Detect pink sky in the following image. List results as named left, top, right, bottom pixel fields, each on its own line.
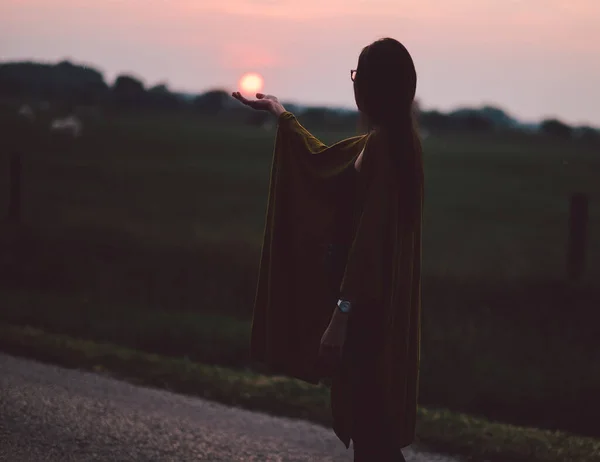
left=2, top=0, right=599, bottom=125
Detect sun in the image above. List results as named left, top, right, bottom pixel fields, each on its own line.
left=239, top=72, right=264, bottom=95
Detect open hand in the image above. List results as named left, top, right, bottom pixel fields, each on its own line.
left=231, top=92, right=286, bottom=117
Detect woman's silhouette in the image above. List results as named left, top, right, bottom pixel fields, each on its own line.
left=233, top=37, right=423, bottom=462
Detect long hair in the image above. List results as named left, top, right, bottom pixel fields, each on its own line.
left=354, top=38, right=423, bottom=224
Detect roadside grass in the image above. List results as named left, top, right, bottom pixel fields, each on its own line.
left=1, top=323, right=598, bottom=462
left=1, top=285, right=599, bottom=440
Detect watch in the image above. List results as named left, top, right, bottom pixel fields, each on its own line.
left=337, top=299, right=352, bottom=314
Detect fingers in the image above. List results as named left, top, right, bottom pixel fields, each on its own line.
left=231, top=91, right=248, bottom=103
left=232, top=92, right=258, bottom=110
left=232, top=91, right=261, bottom=108
left=232, top=91, right=271, bottom=112
left=257, top=93, right=278, bottom=102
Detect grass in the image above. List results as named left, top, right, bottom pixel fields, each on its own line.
left=0, top=110, right=599, bottom=440
left=2, top=112, right=600, bottom=285
left=1, top=323, right=599, bottom=462
left=1, top=284, right=599, bottom=439
left=0, top=113, right=598, bottom=313
left=0, top=287, right=252, bottom=368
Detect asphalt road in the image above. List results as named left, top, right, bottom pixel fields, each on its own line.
left=0, top=353, right=462, bottom=462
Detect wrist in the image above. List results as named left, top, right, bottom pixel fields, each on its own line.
left=271, top=104, right=287, bottom=118
left=331, top=308, right=349, bottom=323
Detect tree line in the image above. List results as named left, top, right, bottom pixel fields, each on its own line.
left=1, top=59, right=598, bottom=141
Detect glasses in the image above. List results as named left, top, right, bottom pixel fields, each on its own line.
left=350, top=69, right=357, bottom=81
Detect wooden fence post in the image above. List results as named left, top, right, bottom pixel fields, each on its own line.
left=567, top=193, right=589, bottom=282
left=8, top=152, right=22, bottom=222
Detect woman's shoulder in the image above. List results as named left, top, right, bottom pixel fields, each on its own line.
left=361, top=130, right=388, bottom=163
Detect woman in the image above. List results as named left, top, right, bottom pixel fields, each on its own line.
left=233, top=37, right=423, bottom=462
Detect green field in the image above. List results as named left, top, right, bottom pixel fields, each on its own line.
left=1, top=110, right=599, bottom=440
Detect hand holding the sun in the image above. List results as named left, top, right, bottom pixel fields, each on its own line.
left=232, top=92, right=287, bottom=118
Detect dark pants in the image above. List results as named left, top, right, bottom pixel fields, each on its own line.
left=345, top=302, right=406, bottom=462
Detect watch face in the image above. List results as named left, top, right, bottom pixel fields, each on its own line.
left=339, top=301, right=351, bottom=313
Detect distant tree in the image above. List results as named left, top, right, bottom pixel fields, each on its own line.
left=0, top=60, right=108, bottom=104
left=301, top=107, right=330, bottom=127
left=147, top=82, right=182, bottom=110
left=193, top=89, right=230, bottom=115
left=281, top=102, right=302, bottom=114
left=420, top=110, right=453, bottom=131
left=112, top=74, right=146, bottom=107
left=78, top=80, right=109, bottom=106
left=462, top=113, right=494, bottom=132
left=575, top=126, right=599, bottom=144
left=540, top=118, right=573, bottom=139
left=149, top=83, right=169, bottom=94
left=478, top=106, right=518, bottom=129
left=448, top=108, right=495, bottom=132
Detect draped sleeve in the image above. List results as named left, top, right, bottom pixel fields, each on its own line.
left=250, top=112, right=367, bottom=383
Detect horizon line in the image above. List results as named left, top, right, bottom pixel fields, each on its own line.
left=2, top=57, right=597, bottom=129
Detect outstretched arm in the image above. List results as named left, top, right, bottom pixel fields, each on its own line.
left=232, top=92, right=330, bottom=153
